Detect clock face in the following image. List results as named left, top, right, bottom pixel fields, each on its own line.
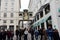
left=23, top=13, right=29, bottom=20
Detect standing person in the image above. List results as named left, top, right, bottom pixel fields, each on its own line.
left=38, top=28, right=41, bottom=40
left=42, top=28, right=47, bottom=40
left=27, top=28, right=31, bottom=40
left=7, top=29, right=11, bottom=40
left=1, top=29, right=3, bottom=40
left=19, top=29, right=21, bottom=40
left=30, top=28, right=34, bottom=40
left=40, top=28, right=44, bottom=40
left=11, top=31, right=14, bottom=40
left=15, top=29, right=19, bottom=40
left=53, top=29, right=59, bottom=40
left=0, top=30, right=2, bottom=40
left=2, top=29, right=7, bottom=40
left=34, top=28, right=39, bottom=40
left=24, top=28, right=28, bottom=40
left=46, top=26, right=53, bottom=40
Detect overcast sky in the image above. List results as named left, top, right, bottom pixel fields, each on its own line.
left=20, top=0, right=29, bottom=11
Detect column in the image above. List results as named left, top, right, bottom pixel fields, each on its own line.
left=14, top=25, right=16, bottom=31
left=44, top=22, right=47, bottom=30
left=40, top=25, right=41, bottom=28
left=7, top=25, right=9, bottom=29
left=43, top=9, right=47, bottom=29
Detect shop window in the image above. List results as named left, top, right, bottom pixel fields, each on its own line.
left=45, top=4, right=50, bottom=14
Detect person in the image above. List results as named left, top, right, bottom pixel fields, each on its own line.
left=40, top=28, right=44, bottom=40
left=19, top=29, right=21, bottom=40
left=11, top=31, right=14, bottom=40
left=15, top=29, right=19, bottom=40
left=53, top=29, right=59, bottom=40
left=27, top=29, right=31, bottom=40
left=7, top=29, right=11, bottom=40
left=2, top=29, right=7, bottom=40
left=0, top=30, right=3, bottom=40
left=34, top=28, right=39, bottom=40
left=38, top=28, right=42, bottom=40
left=30, top=28, right=34, bottom=40
left=24, top=28, right=28, bottom=40
left=42, top=28, right=47, bottom=40
left=46, top=26, right=53, bottom=40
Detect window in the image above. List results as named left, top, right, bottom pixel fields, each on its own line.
left=4, top=13, right=7, bottom=17
left=5, top=3, right=8, bottom=6
left=29, top=14, right=32, bottom=16
left=19, top=14, right=22, bottom=16
left=3, top=20, right=6, bottom=23
left=41, top=23, right=44, bottom=29
left=45, top=4, right=50, bottom=14
left=0, top=0, right=1, bottom=6
left=37, top=14, right=39, bottom=20
left=5, top=8, right=7, bottom=11
left=11, top=3, right=14, bottom=5
left=40, top=11, right=43, bottom=18
left=11, top=13, right=13, bottom=17
left=10, top=20, right=14, bottom=23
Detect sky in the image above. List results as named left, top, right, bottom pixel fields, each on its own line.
left=20, top=0, right=30, bottom=11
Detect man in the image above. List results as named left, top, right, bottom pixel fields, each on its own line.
left=24, top=28, right=28, bottom=40
left=7, top=29, right=11, bottom=40
left=2, top=29, right=7, bottom=40
left=19, top=29, right=21, bottom=40
left=34, top=28, right=39, bottom=40
left=11, top=31, right=14, bottom=40
left=0, top=30, right=2, bottom=40
left=46, top=26, right=53, bottom=40
left=31, top=29, right=34, bottom=40
left=15, top=29, right=19, bottom=40
left=53, top=29, right=59, bottom=40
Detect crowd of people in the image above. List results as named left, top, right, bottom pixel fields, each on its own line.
left=0, top=29, right=14, bottom=40
left=15, top=26, right=60, bottom=40
left=0, top=26, right=60, bottom=40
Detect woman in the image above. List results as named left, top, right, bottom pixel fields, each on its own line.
left=53, top=29, right=59, bottom=40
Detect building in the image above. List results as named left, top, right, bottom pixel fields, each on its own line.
left=0, top=0, right=21, bottom=31
left=28, top=0, right=60, bottom=35
left=28, top=0, right=41, bottom=16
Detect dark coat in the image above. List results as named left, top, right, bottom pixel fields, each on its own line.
left=15, top=30, right=19, bottom=36
left=0, top=32, right=2, bottom=39
left=53, top=29, right=59, bottom=40
left=2, top=31, right=7, bottom=39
